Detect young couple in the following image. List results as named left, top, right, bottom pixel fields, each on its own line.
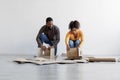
left=36, top=17, right=84, bottom=56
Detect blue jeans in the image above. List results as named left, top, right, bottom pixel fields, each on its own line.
left=40, top=34, right=57, bottom=56
left=69, top=40, right=80, bottom=48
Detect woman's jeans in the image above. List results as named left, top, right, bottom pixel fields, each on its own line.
left=69, top=40, right=80, bottom=48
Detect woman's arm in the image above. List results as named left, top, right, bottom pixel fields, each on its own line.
left=79, top=30, right=84, bottom=48
left=65, top=32, right=70, bottom=46
left=65, top=32, right=70, bottom=50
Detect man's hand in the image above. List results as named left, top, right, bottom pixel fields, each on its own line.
left=41, top=46, right=46, bottom=51
left=48, top=46, right=54, bottom=50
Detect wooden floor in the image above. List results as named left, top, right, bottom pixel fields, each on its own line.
left=1, top=54, right=120, bottom=80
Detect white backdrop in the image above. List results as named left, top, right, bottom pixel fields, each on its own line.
left=0, top=0, right=120, bottom=56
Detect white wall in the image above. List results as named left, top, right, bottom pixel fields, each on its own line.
left=0, top=0, right=120, bottom=56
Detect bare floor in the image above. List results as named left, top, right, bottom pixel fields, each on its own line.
left=1, top=54, right=120, bottom=80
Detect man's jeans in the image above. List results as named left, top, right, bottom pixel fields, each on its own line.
left=40, top=34, right=57, bottom=56
left=69, top=40, right=80, bottom=48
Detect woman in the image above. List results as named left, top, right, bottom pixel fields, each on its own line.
left=65, top=20, right=84, bottom=51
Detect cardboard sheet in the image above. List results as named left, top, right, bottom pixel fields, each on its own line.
left=14, top=57, right=88, bottom=65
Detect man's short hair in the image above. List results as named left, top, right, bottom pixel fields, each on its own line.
left=46, top=17, right=53, bottom=23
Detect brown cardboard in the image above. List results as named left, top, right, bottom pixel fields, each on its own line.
left=40, top=48, right=50, bottom=56
left=88, top=57, right=116, bottom=62
left=39, top=47, right=55, bottom=59
left=67, top=48, right=80, bottom=60
left=14, top=57, right=87, bottom=65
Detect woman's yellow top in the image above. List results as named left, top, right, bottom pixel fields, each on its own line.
left=65, top=29, right=84, bottom=48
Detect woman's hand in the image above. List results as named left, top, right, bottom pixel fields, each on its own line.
left=66, top=45, right=70, bottom=51
left=77, top=46, right=80, bottom=49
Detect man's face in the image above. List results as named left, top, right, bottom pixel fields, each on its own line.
left=46, top=21, right=53, bottom=28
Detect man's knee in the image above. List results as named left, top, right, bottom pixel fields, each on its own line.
left=40, top=34, right=46, bottom=39
left=40, top=34, right=50, bottom=43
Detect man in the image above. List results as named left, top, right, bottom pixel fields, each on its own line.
left=36, top=17, right=60, bottom=56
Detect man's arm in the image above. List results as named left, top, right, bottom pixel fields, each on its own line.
left=53, top=27, right=60, bottom=46
left=36, top=26, right=44, bottom=47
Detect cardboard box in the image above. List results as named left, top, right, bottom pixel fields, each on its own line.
left=67, top=48, right=81, bottom=60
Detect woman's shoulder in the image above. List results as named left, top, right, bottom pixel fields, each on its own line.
left=77, top=29, right=83, bottom=34
left=78, top=29, right=83, bottom=32
left=68, top=30, right=72, bottom=34
left=66, top=31, right=71, bottom=35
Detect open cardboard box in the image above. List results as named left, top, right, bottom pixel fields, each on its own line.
left=66, top=48, right=82, bottom=60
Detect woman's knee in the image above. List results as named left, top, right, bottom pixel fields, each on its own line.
left=69, top=40, right=74, bottom=48
left=75, top=40, right=80, bottom=47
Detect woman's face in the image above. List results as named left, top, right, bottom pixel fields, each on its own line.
left=71, top=28, right=77, bottom=34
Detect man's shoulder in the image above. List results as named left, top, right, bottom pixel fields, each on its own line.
left=40, top=25, right=47, bottom=30
left=53, top=25, right=59, bottom=30
left=41, top=25, right=47, bottom=28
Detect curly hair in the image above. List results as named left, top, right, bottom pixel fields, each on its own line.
left=69, top=20, right=80, bottom=30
